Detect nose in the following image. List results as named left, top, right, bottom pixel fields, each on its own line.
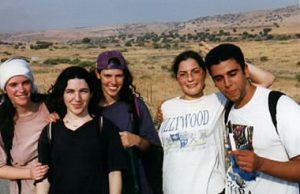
left=111, top=76, right=117, bottom=84
left=74, top=92, right=82, bottom=101
left=17, top=84, right=25, bottom=92
left=224, top=76, right=232, bottom=88
left=187, top=72, right=193, bottom=81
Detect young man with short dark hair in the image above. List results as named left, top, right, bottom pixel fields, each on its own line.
left=205, top=43, right=300, bottom=194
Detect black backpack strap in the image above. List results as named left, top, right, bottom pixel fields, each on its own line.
left=98, top=116, right=103, bottom=134
left=131, top=95, right=141, bottom=135
left=224, top=101, right=234, bottom=125
left=133, top=96, right=140, bottom=118
left=268, top=91, right=284, bottom=134
left=46, top=122, right=53, bottom=144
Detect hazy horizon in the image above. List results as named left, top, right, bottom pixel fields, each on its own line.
left=0, top=0, right=298, bottom=33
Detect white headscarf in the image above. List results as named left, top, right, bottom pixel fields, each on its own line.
left=0, top=58, right=37, bottom=91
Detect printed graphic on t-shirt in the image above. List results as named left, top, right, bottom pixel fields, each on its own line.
left=225, top=122, right=256, bottom=194
left=228, top=123, right=253, bottom=150
left=160, top=109, right=210, bottom=153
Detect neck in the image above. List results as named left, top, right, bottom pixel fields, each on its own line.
left=234, top=84, right=256, bottom=109
left=16, top=101, right=39, bottom=117
left=181, top=92, right=204, bottom=100
left=63, top=111, right=92, bottom=130
left=101, top=95, right=118, bottom=107
left=64, top=110, right=91, bottom=120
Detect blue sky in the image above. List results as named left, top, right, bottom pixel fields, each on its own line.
left=0, top=0, right=298, bottom=33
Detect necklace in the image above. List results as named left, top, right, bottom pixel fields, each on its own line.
left=63, top=114, right=92, bottom=129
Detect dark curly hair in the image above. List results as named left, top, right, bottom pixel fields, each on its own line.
left=47, top=66, right=101, bottom=118
left=90, top=64, right=140, bottom=116
left=0, top=92, right=47, bottom=164
left=172, top=50, right=206, bottom=77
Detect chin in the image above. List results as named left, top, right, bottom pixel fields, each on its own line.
left=225, top=95, right=239, bottom=103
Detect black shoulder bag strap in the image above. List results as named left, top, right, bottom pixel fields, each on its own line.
left=98, top=116, right=103, bottom=134
left=47, top=116, right=103, bottom=142
left=268, top=90, right=284, bottom=134
left=224, top=100, right=234, bottom=125
left=224, top=91, right=284, bottom=131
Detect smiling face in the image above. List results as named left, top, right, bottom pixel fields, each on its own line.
left=210, top=59, right=254, bottom=108
left=5, top=75, right=33, bottom=108
left=176, top=58, right=206, bottom=100
left=63, top=78, right=91, bottom=117
left=97, top=69, right=124, bottom=104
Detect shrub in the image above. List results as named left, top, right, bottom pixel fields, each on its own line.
left=78, top=60, right=94, bottom=68
left=30, top=41, right=53, bottom=50
left=125, top=41, right=132, bottom=47
left=82, top=37, right=91, bottom=44
left=161, top=65, right=170, bottom=71
left=3, top=51, right=11, bottom=55
left=44, top=57, right=75, bottom=65
left=296, top=74, right=300, bottom=82
left=260, top=56, right=268, bottom=62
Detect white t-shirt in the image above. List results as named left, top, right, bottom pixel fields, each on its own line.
left=159, top=92, right=227, bottom=194
left=225, top=86, right=300, bottom=194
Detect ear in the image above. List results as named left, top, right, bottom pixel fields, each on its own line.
left=244, top=63, right=250, bottom=79
left=95, top=69, right=101, bottom=80
left=203, top=70, right=207, bottom=79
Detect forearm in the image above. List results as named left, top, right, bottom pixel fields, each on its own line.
left=0, top=165, right=31, bottom=180
left=36, top=178, right=50, bottom=194
left=109, top=171, right=122, bottom=194
left=258, top=155, right=300, bottom=182
left=247, top=63, right=275, bottom=88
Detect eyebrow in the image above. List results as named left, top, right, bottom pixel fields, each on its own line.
left=178, top=67, right=201, bottom=73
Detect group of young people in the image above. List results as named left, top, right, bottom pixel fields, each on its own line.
left=0, top=42, right=299, bottom=194
left=0, top=51, right=160, bottom=194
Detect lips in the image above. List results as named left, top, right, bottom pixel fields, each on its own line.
left=72, top=104, right=83, bottom=109
left=185, top=83, right=198, bottom=88
left=108, top=85, right=119, bottom=90
left=15, top=94, right=30, bottom=101
left=225, top=89, right=238, bottom=98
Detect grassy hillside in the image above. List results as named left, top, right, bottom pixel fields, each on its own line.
left=0, top=5, right=299, bottom=116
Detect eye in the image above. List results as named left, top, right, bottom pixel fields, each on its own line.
left=7, top=83, right=18, bottom=88
left=65, top=89, right=74, bottom=94
left=213, top=76, right=223, bottom=82
left=192, top=69, right=202, bottom=75
left=177, top=72, right=187, bottom=79
left=22, top=80, right=31, bottom=86
left=228, top=71, right=237, bottom=77
left=116, top=74, right=124, bottom=79
left=80, top=89, right=90, bottom=94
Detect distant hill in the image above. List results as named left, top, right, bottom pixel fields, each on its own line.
left=1, top=4, right=299, bottom=43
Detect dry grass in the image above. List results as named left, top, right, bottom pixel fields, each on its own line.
left=1, top=39, right=299, bottom=116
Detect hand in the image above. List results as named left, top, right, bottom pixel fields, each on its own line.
left=119, top=131, right=140, bottom=148
left=199, top=41, right=214, bottom=56
left=155, top=103, right=163, bottom=124
left=30, top=163, right=49, bottom=180
left=229, top=150, right=263, bottom=173
left=47, top=112, right=60, bottom=122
